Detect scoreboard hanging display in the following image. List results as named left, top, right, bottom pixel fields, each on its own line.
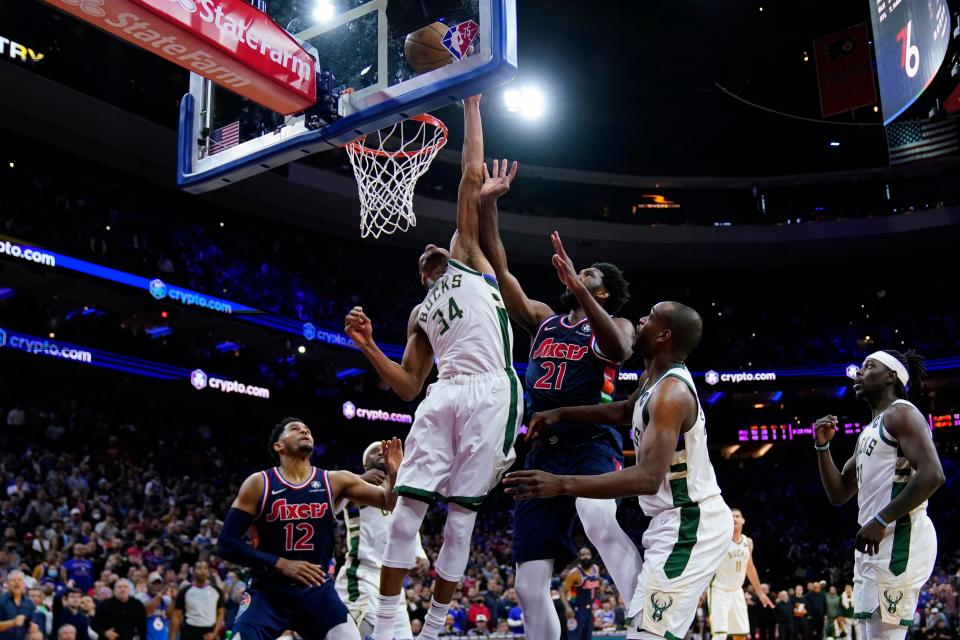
left=869, top=0, right=951, bottom=125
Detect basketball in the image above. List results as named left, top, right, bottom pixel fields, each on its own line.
left=404, top=22, right=454, bottom=73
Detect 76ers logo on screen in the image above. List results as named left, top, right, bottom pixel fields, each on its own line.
left=442, top=20, right=479, bottom=60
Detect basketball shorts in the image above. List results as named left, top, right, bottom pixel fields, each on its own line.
left=232, top=580, right=350, bottom=640
left=707, top=586, right=749, bottom=636
left=626, top=495, right=733, bottom=640
left=513, top=432, right=624, bottom=565
left=334, top=566, right=413, bottom=639
left=395, top=368, right=521, bottom=509
left=853, top=511, right=936, bottom=628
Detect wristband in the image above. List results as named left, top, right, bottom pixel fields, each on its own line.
left=874, top=513, right=890, bottom=527
left=814, top=442, right=830, bottom=451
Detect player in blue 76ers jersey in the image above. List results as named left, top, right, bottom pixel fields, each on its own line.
left=477, top=160, right=643, bottom=640
left=217, top=418, right=402, bottom=640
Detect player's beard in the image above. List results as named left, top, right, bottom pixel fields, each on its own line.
left=371, top=462, right=386, bottom=472
left=559, top=290, right=580, bottom=311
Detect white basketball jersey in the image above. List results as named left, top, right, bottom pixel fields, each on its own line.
left=631, top=365, right=722, bottom=516
left=855, top=399, right=928, bottom=527
left=417, top=259, right=514, bottom=378
left=343, top=505, right=427, bottom=572
left=713, top=535, right=751, bottom=590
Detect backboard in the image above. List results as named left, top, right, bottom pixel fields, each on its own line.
left=177, top=0, right=516, bottom=193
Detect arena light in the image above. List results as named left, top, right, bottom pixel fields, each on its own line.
left=313, top=0, right=336, bottom=22
left=504, top=85, right=545, bottom=120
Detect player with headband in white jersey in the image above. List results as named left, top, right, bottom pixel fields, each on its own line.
left=334, top=442, right=429, bottom=639
left=814, top=349, right=945, bottom=640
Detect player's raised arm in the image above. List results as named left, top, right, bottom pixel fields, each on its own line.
left=329, top=437, right=403, bottom=511
left=505, top=378, right=693, bottom=499
left=813, top=415, right=859, bottom=506
left=478, top=159, right=554, bottom=333
left=550, top=232, right=634, bottom=361
left=345, top=305, right=435, bottom=402
left=451, top=95, right=493, bottom=273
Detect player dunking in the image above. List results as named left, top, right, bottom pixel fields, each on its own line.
left=334, top=442, right=429, bottom=639
left=505, top=302, right=734, bottom=640
left=707, top=509, right=774, bottom=640
left=345, top=95, right=522, bottom=640
left=815, top=350, right=944, bottom=640
left=477, top=159, right=643, bottom=640
left=216, top=418, right=403, bottom=640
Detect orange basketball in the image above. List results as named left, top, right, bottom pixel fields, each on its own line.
left=404, top=22, right=454, bottom=73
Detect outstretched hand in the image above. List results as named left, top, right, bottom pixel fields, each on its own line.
left=525, top=409, right=561, bottom=441
left=757, top=591, right=775, bottom=608
left=382, top=437, right=404, bottom=476
left=502, top=470, right=565, bottom=500
left=550, top=231, right=581, bottom=291
left=480, top=159, right=519, bottom=202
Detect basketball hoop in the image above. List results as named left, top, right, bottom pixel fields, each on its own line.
left=345, top=114, right=448, bottom=239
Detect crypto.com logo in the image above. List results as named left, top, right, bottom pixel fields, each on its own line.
left=0, top=328, right=7, bottom=348
left=846, top=364, right=860, bottom=379
left=342, top=401, right=356, bottom=420
left=705, top=370, right=720, bottom=386
left=190, top=369, right=209, bottom=390
left=149, top=279, right=168, bottom=300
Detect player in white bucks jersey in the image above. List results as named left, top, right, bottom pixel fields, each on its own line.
left=507, top=302, right=734, bottom=640
left=815, top=350, right=944, bottom=640
left=345, top=95, right=522, bottom=640
left=335, top=443, right=428, bottom=639
left=707, top=509, right=773, bottom=640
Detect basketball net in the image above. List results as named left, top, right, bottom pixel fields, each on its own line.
left=345, top=114, right=448, bottom=239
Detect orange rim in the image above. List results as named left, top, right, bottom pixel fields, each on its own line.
left=344, top=114, right=449, bottom=159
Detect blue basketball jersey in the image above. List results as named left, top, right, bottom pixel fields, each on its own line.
left=525, top=315, right=621, bottom=436
left=572, top=564, right=601, bottom=609
left=250, top=467, right=336, bottom=587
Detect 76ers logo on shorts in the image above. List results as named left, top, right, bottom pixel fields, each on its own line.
left=442, top=20, right=479, bottom=60
left=236, top=592, right=251, bottom=620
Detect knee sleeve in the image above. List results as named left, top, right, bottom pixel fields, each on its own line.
left=576, top=497, right=642, bottom=599
left=382, top=497, right=429, bottom=569
left=434, top=504, right=477, bottom=582
left=516, top=559, right=560, bottom=640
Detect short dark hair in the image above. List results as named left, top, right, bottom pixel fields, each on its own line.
left=268, top=417, right=304, bottom=461
left=882, top=349, right=926, bottom=399
left=592, top=262, right=630, bottom=313
left=659, top=302, right=703, bottom=360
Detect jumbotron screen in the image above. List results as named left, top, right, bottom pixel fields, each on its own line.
left=869, top=0, right=951, bottom=124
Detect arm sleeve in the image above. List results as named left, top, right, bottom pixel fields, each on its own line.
left=216, top=508, right=279, bottom=572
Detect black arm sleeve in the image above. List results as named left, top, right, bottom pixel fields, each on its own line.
left=217, top=508, right=279, bottom=572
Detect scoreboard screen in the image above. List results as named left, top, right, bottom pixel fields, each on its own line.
left=870, top=0, right=951, bottom=124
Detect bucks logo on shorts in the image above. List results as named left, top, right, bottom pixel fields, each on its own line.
left=649, top=592, right=674, bottom=622
left=883, top=588, right=903, bottom=615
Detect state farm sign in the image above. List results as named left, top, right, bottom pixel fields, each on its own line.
left=43, top=0, right=316, bottom=115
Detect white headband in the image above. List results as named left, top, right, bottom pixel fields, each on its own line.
left=867, top=351, right=909, bottom=387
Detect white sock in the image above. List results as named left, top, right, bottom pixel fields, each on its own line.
left=417, top=598, right=451, bottom=640
left=371, top=593, right=402, bottom=640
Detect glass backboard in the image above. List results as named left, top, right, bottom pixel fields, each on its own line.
left=177, top=0, right=516, bottom=193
